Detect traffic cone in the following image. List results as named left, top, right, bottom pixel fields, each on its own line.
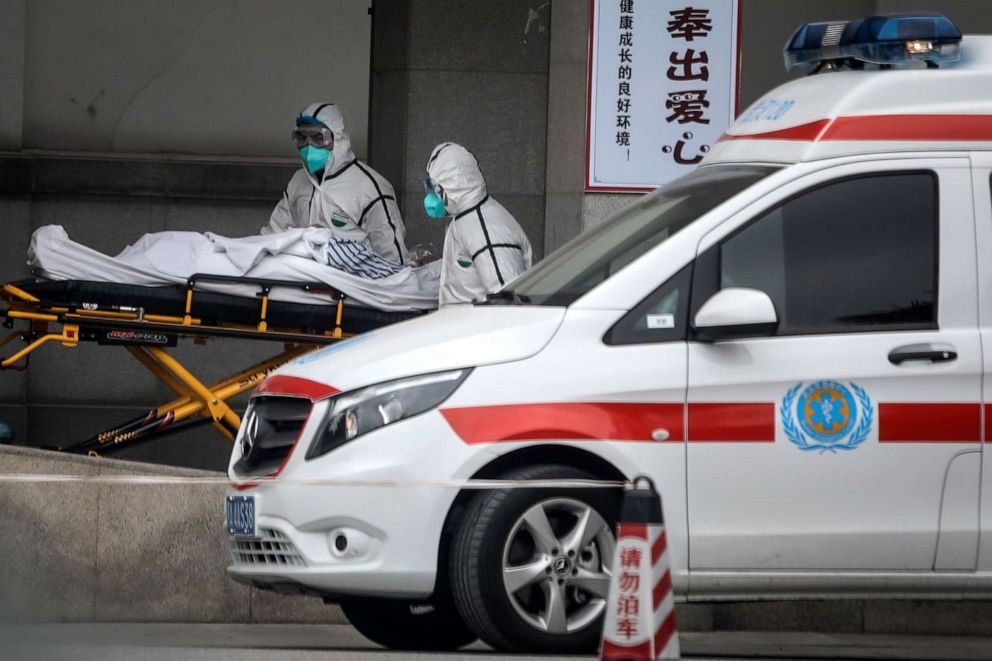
left=601, top=476, right=679, bottom=661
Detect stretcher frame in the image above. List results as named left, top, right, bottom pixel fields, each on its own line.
left=0, top=274, right=363, bottom=456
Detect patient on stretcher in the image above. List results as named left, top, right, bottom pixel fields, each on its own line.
left=28, top=225, right=439, bottom=312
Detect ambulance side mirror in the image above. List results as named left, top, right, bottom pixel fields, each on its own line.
left=693, top=287, right=778, bottom=342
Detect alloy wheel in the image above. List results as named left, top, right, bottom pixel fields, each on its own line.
left=501, top=497, right=615, bottom=634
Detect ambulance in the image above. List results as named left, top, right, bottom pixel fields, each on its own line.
left=225, top=14, right=992, bottom=654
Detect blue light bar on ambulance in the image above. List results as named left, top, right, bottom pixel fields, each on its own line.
left=785, top=14, right=962, bottom=73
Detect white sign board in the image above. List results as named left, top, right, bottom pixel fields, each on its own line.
left=586, top=0, right=741, bottom=192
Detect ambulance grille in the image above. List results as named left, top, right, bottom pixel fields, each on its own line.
left=233, top=396, right=313, bottom=478
left=229, top=528, right=306, bottom=567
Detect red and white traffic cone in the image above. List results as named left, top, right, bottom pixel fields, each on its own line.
left=601, top=476, right=679, bottom=661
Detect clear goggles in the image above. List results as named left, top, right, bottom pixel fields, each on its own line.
left=423, top=176, right=443, bottom=196
left=292, top=126, right=334, bottom=149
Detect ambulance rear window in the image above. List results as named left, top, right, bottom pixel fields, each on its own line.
left=510, top=165, right=778, bottom=306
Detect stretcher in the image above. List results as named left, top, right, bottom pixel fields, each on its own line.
left=1, top=274, right=420, bottom=456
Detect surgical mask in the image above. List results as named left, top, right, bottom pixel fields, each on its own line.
left=423, top=191, right=447, bottom=218
left=300, top=145, right=331, bottom=175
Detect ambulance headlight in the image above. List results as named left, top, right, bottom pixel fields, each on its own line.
left=306, top=369, right=471, bottom=459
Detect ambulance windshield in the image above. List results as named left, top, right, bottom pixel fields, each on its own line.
left=508, top=165, right=778, bottom=307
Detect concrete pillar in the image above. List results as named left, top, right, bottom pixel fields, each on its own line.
left=0, top=0, right=25, bottom=150
left=369, top=0, right=412, bottom=210
left=543, top=0, right=634, bottom=238
left=543, top=0, right=588, bottom=255
left=371, top=0, right=551, bottom=260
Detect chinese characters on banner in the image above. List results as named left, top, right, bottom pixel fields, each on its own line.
left=586, top=0, right=741, bottom=191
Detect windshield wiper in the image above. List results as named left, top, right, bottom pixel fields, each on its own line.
left=479, top=290, right=532, bottom=305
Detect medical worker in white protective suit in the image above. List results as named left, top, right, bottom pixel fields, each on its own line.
left=424, top=142, right=533, bottom=306
left=264, top=103, right=408, bottom=264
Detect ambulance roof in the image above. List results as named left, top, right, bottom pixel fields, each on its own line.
left=706, top=35, right=992, bottom=165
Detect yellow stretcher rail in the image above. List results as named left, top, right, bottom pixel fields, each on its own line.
left=0, top=275, right=375, bottom=456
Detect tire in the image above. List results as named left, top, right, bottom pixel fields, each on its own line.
left=340, top=595, right=477, bottom=651
left=450, top=464, right=619, bottom=654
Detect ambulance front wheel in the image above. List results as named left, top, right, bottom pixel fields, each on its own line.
left=450, top=464, right=619, bottom=654
left=339, top=595, right=477, bottom=651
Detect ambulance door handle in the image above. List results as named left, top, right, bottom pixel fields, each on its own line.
left=888, top=343, right=957, bottom=366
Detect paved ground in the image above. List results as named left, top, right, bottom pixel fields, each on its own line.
left=3, top=624, right=992, bottom=660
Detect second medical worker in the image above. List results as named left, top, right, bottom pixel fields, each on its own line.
left=264, top=102, right=408, bottom=264
left=424, top=142, right=533, bottom=305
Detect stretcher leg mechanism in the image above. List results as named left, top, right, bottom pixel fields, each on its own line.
left=0, top=275, right=415, bottom=455
left=601, top=476, right=679, bottom=661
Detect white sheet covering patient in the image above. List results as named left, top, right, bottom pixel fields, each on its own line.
left=28, top=225, right=439, bottom=311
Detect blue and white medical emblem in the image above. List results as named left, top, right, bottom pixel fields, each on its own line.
left=781, top=380, right=872, bottom=452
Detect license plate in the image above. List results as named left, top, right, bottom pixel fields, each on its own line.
left=226, top=495, right=255, bottom=536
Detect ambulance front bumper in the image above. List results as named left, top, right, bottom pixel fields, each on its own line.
left=225, top=411, right=491, bottom=599
left=225, top=481, right=457, bottom=598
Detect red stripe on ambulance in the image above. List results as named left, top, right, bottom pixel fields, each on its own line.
left=253, top=375, right=339, bottom=401
left=986, top=404, right=992, bottom=442
left=443, top=400, right=988, bottom=444
left=719, top=118, right=831, bottom=141
left=720, top=114, right=992, bottom=143
left=687, top=403, right=776, bottom=442
left=440, top=402, right=684, bottom=444
left=878, top=403, right=981, bottom=442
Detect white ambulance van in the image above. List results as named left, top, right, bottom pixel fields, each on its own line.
left=226, top=14, right=992, bottom=654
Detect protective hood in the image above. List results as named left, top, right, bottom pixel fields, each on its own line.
left=426, top=143, right=488, bottom=216
left=298, top=102, right=356, bottom=178
left=266, top=305, right=565, bottom=394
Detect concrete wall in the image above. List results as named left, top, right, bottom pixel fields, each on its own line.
left=371, top=0, right=551, bottom=261
left=0, top=1, right=25, bottom=151
left=0, top=0, right=552, bottom=471
left=4, top=0, right=371, bottom=158
left=544, top=0, right=992, bottom=244
left=0, top=445, right=342, bottom=623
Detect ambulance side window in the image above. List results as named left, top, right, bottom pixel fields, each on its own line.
left=696, top=172, right=938, bottom=336
left=604, top=264, right=692, bottom=345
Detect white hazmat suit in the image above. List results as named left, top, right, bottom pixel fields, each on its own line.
left=426, top=143, right=533, bottom=306
left=264, top=103, right=408, bottom=264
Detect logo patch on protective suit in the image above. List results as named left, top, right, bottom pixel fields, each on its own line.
left=456, top=251, right=472, bottom=269
left=780, top=380, right=872, bottom=453
left=330, top=210, right=351, bottom=228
